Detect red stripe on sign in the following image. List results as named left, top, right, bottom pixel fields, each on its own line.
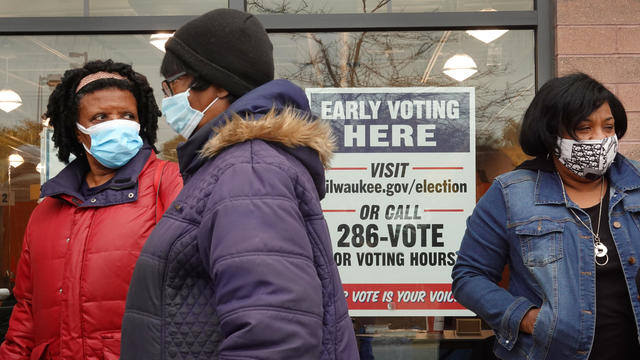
left=423, top=209, right=464, bottom=212
left=412, top=167, right=464, bottom=170
left=327, top=167, right=368, bottom=170
left=323, top=210, right=356, bottom=213
left=343, top=283, right=464, bottom=310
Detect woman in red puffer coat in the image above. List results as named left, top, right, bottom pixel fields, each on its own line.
left=0, top=60, right=182, bottom=360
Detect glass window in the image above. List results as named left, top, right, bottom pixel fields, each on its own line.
left=249, top=0, right=533, bottom=14
left=0, top=28, right=534, bottom=357
left=0, top=0, right=227, bottom=17
left=273, top=30, right=534, bottom=155
left=271, top=29, right=534, bottom=357
left=0, top=35, right=176, bottom=145
left=0, top=34, right=180, bottom=291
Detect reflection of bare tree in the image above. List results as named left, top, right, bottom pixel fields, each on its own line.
left=277, top=28, right=534, bottom=150
left=297, top=32, right=441, bottom=88
left=0, top=120, right=41, bottom=183
left=473, top=75, right=535, bottom=149
left=251, top=2, right=534, bottom=152
left=362, top=0, right=391, bottom=13
left=248, top=0, right=392, bottom=14
left=248, top=0, right=313, bottom=14
left=0, top=121, right=40, bottom=157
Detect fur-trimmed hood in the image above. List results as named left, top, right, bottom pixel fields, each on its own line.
left=202, top=107, right=334, bottom=168
left=176, top=79, right=333, bottom=197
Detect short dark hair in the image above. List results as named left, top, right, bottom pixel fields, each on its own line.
left=45, top=59, right=161, bottom=163
left=160, top=51, right=237, bottom=102
left=519, top=72, right=627, bottom=157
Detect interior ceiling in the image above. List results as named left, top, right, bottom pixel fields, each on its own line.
left=0, top=34, right=169, bottom=137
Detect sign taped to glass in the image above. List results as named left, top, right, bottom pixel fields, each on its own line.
left=307, top=87, right=475, bottom=316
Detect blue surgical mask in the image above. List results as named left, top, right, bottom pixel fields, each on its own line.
left=76, top=119, right=143, bottom=169
left=161, top=88, right=219, bottom=138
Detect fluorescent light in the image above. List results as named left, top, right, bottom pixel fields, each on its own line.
left=443, top=54, right=478, bottom=82
left=466, top=30, right=508, bottom=44
left=0, top=89, right=22, bottom=112
left=150, top=33, right=174, bottom=52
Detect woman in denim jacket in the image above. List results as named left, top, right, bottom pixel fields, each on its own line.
left=452, top=73, right=640, bottom=360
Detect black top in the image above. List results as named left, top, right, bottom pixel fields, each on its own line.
left=585, top=186, right=640, bottom=359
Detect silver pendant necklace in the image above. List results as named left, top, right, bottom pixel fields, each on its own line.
left=558, top=173, right=609, bottom=266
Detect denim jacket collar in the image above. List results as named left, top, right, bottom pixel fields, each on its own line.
left=608, top=154, right=640, bottom=191
left=610, top=155, right=640, bottom=212
left=534, top=170, right=566, bottom=205
left=533, top=153, right=640, bottom=207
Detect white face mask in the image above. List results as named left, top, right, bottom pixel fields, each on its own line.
left=555, top=135, right=618, bottom=179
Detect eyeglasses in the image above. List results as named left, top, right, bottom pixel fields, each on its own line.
left=161, top=72, right=187, bottom=97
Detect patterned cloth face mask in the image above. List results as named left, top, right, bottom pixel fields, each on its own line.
left=555, top=134, right=618, bottom=179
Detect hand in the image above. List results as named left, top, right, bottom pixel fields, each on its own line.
left=519, top=308, right=540, bottom=334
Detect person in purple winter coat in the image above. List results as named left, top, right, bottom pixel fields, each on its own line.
left=120, top=8, right=359, bottom=360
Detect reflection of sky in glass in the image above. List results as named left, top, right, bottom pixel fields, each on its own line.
left=0, top=0, right=227, bottom=16
left=249, top=0, right=533, bottom=14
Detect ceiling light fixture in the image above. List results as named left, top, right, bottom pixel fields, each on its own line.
left=149, top=33, right=174, bottom=52
left=443, top=54, right=478, bottom=82
left=0, top=58, right=22, bottom=113
left=8, top=153, right=24, bottom=168
left=466, top=29, right=508, bottom=44
left=466, top=9, right=508, bottom=44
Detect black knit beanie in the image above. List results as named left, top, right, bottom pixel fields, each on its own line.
left=165, top=9, right=274, bottom=97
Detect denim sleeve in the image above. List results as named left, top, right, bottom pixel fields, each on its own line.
left=451, top=181, right=536, bottom=351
